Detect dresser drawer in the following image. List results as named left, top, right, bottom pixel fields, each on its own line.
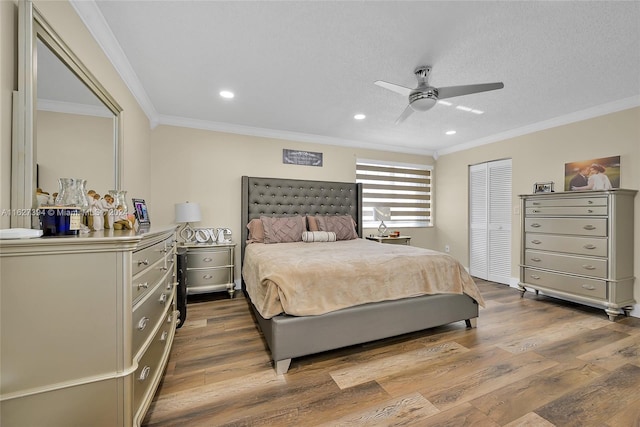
left=132, top=270, right=174, bottom=356
left=525, top=233, right=607, bottom=257
left=524, top=250, right=607, bottom=279
left=525, top=205, right=608, bottom=216
left=132, top=236, right=173, bottom=277
left=525, top=196, right=607, bottom=208
left=188, top=248, right=233, bottom=268
left=522, top=268, right=606, bottom=300
left=524, top=217, right=607, bottom=237
left=132, top=257, right=168, bottom=305
left=133, top=308, right=176, bottom=414
left=187, top=267, right=232, bottom=287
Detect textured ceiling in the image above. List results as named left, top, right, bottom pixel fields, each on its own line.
left=71, top=1, right=640, bottom=156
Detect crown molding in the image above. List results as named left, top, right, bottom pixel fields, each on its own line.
left=156, top=115, right=435, bottom=157
left=69, top=0, right=158, bottom=125
left=436, top=96, right=640, bottom=157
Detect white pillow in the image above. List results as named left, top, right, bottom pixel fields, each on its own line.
left=302, top=231, right=337, bottom=243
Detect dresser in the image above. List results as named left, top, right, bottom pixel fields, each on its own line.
left=180, top=242, right=236, bottom=297
left=519, top=190, right=636, bottom=321
left=0, top=226, right=177, bottom=426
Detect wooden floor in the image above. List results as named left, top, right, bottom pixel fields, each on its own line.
left=143, top=279, right=640, bottom=426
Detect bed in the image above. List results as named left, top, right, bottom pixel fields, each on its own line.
left=241, top=176, right=482, bottom=374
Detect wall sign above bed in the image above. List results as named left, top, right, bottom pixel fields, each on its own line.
left=283, top=149, right=323, bottom=167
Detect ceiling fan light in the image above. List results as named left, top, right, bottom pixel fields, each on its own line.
left=410, top=97, right=437, bottom=112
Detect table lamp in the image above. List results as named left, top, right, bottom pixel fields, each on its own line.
left=175, top=201, right=201, bottom=242
left=374, top=207, right=391, bottom=237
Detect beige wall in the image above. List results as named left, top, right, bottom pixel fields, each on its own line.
left=1, top=0, right=152, bottom=228
left=37, top=110, right=113, bottom=195
left=149, top=125, right=436, bottom=251
left=435, top=107, right=640, bottom=312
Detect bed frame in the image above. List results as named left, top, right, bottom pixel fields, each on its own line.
left=241, top=176, right=479, bottom=374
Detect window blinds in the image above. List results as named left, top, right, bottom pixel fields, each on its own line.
left=356, top=160, right=432, bottom=227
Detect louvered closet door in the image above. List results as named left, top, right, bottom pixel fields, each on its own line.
left=469, top=159, right=512, bottom=285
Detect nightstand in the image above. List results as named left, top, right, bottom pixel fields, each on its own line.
left=179, top=242, right=236, bottom=298
left=366, top=235, right=411, bottom=245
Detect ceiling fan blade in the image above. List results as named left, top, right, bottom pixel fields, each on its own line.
left=437, top=82, right=504, bottom=99
left=394, top=105, right=414, bottom=124
left=375, top=80, right=413, bottom=97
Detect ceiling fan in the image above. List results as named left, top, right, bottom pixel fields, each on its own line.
left=375, top=66, right=504, bottom=124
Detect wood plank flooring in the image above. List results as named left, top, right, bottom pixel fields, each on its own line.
left=143, top=279, right=640, bottom=426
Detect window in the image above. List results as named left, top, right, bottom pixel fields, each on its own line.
left=356, top=159, right=432, bottom=228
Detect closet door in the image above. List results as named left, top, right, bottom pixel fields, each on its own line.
left=469, top=159, right=512, bottom=284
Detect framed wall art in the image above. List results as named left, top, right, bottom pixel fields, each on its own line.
left=564, top=155, right=620, bottom=191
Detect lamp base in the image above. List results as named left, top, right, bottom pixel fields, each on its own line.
left=179, top=223, right=196, bottom=242
left=377, top=221, right=388, bottom=237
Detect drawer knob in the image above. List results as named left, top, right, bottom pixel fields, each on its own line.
left=530, top=257, right=541, bottom=262
left=137, top=259, right=149, bottom=266
left=531, top=240, right=542, bottom=245
left=530, top=223, right=541, bottom=228
left=203, top=274, right=213, bottom=280
left=137, top=317, right=150, bottom=331
left=582, top=265, right=596, bottom=270
left=583, top=244, right=597, bottom=250
left=532, top=202, right=540, bottom=205
left=167, top=314, right=173, bottom=324
left=587, top=200, right=593, bottom=204
left=583, top=225, right=596, bottom=230
left=138, top=366, right=151, bottom=382
left=159, top=293, right=167, bottom=305
left=137, top=282, right=149, bottom=290
left=581, top=284, right=596, bottom=290
left=532, top=209, right=540, bottom=213
left=530, top=274, right=541, bottom=280
left=587, top=209, right=594, bottom=213
left=203, top=257, right=213, bottom=262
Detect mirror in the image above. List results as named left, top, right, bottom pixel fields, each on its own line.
left=12, top=0, right=122, bottom=228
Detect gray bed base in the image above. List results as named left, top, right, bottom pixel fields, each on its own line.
left=241, top=176, right=478, bottom=374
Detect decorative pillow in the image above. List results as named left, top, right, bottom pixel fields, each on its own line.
left=246, top=218, right=265, bottom=244
left=260, top=215, right=306, bottom=244
left=302, top=231, right=337, bottom=243
left=315, top=215, right=358, bottom=240
left=306, top=215, right=319, bottom=232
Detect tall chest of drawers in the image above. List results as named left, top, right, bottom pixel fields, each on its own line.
left=519, top=189, right=636, bottom=320
left=0, top=227, right=177, bottom=426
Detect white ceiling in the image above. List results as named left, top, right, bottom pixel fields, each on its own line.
left=71, top=1, right=640, bottom=156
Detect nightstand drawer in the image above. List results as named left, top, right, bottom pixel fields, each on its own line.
left=524, top=217, right=607, bottom=237
left=188, top=248, right=232, bottom=268
left=187, top=267, right=232, bottom=287
left=524, top=250, right=607, bottom=278
left=523, top=268, right=606, bottom=299
left=525, top=233, right=607, bottom=257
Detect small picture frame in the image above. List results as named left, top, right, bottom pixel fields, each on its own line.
left=533, top=182, right=554, bottom=193
left=132, top=198, right=150, bottom=226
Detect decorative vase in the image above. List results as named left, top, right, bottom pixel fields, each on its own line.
left=108, top=190, right=128, bottom=213
left=55, top=178, right=89, bottom=210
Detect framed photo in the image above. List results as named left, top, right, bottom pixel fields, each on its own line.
left=132, top=198, right=150, bottom=226
left=564, top=156, right=620, bottom=191
left=533, top=182, right=554, bottom=193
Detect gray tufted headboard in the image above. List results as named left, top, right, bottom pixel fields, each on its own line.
left=240, top=176, right=363, bottom=269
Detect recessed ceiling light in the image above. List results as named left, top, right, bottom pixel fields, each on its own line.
left=354, top=113, right=366, bottom=120
left=471, top=109, right=484, bottom=114
left=456, top=105, right=472, bottom=112
left=445, top=130, right=456, bottom=135
left=438, top=100, right=453, bottom=106
left=219, top=90, right=234, bottom=99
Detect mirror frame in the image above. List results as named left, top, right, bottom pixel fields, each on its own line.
left=12, top=0, right=123, bottom=228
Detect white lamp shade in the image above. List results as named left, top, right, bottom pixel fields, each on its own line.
left=175, top=202, right=202, bottom=223
left=373, top=207, right=391, bottom=221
